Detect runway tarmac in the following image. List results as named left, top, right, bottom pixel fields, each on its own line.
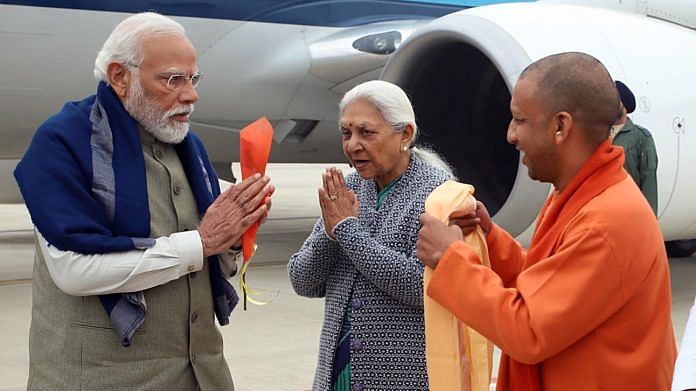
left=1, top=163, right=694, bottom=390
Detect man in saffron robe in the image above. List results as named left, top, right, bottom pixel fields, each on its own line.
left=416, top=52, right=676, bottom=390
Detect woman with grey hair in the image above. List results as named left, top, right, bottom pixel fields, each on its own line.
left=288, top=80, right=453, bottom=390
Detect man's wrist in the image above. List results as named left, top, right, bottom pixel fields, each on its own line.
left=198, top=229, right=212, bottom=257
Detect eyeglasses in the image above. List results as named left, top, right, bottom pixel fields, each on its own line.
left=124, top=62, right=204, bottom=90
left=159, top=72, right=205, bottom=90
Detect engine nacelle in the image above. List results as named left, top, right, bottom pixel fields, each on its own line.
left=381, top=3, right=696, bottom=240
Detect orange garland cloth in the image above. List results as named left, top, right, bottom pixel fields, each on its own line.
left=239, top=117, right=273, bottom=309
left=239, top=117, right=273, bottom=262
left=424, top=180, right=493, bottom=391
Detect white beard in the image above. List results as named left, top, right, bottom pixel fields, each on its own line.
left=124, top=77, right=194, bottom=144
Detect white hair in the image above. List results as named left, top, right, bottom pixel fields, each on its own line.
left=339, top=80, right=454, bottom=177
left=94, top=12, right=186, bottom=82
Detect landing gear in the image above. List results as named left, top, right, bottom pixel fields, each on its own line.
left=665, top=239, right=696, bottom=258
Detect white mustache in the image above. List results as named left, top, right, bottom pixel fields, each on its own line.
left=168, top=105, right=195, bottom=118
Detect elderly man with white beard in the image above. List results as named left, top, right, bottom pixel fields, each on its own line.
left=14, top=12, right=273, bottom=390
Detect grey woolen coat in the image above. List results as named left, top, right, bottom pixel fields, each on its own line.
left=288, top=155, right=451, bottom=390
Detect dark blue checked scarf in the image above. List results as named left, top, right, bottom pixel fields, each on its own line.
left=14, top=81, right=238, bottom=346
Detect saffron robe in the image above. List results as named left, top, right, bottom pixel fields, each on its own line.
left=429, top=140, right=676, bottom=390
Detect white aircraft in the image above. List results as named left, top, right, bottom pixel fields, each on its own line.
left=2, top=0, right=696, bottom=253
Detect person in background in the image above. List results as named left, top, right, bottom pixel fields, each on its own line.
left=288, top=80, right=453, bottom=390
left=14, top=12, right=273, bottom=390
left=610, top=80, right=658, bottom=214
left=673, top=296, right=696, bottom=391
left=417, top=52, right=676, bottom=390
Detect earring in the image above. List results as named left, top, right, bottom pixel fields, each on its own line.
left=403, top=146, right=408, bottom=151
left=556, top=131, right=562, bottom=137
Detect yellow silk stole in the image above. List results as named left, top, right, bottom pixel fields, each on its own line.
left=424, top=181, right=493, bottom=391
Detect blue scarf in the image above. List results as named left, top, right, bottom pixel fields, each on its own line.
left=14, top=81, right=238, bottom=346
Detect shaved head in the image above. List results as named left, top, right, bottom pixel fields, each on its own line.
left=519, top=52, right=620, bottom=143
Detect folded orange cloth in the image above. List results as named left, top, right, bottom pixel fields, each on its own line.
left=239, top=117, right=273, bottom=262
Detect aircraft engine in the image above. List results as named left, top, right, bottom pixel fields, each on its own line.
left=380, top=3, right=696, bottom=241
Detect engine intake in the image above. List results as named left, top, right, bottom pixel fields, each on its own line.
left=381, top=12, right=550, bottom=237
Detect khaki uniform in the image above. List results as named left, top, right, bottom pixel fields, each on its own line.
left=612, top=118, right=658, bottom=214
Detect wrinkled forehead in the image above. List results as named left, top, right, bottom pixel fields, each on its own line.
left=339, top=116, right=379, bottom=130
left=339, top=99, right=384, bottom=127
left=140, top=34, right=198, bottom=72
left=158, top=66, right=200, bottom=75
left=511, top=77, right=537, bottom=106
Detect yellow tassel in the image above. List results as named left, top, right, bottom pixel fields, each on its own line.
left=239, top=244, right=279, bottom=310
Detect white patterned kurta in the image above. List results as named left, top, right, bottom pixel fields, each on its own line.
left=288, top=155, right=451, bottom=391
